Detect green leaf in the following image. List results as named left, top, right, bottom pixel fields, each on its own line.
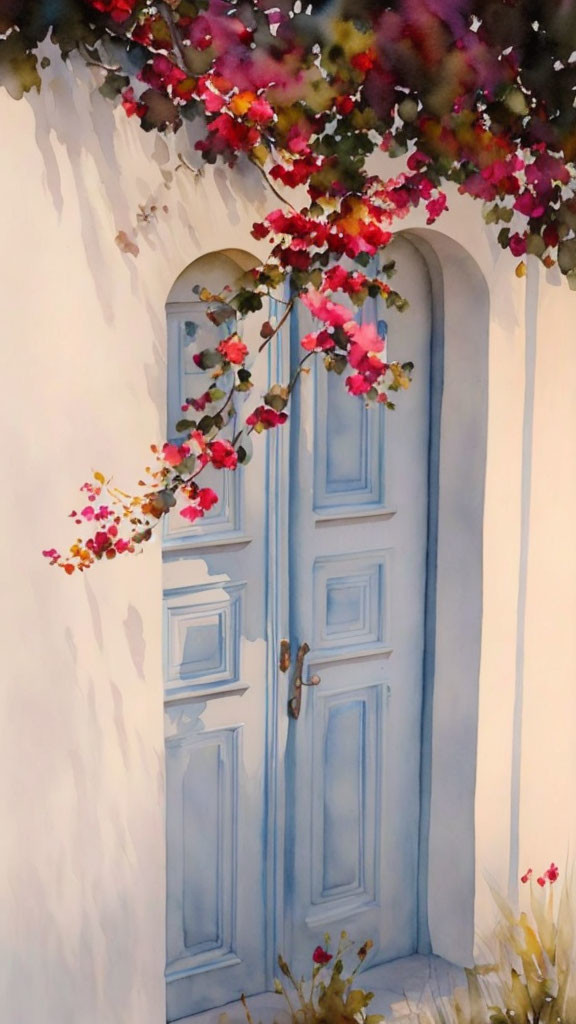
left=235, top=430, right=253, bottom=465
left=195, top=349, right=223, bottom=370
left=264, top=385, right=289, bottom=412
left=207, top=304, right=235, bottom=327
left=175, top=418, right=196, bottom=434
left=98, top=70, right=129, bottom=101
left=232, top=288, right=264, bottom=314
left=149, top=490, right=177, bottom=515
left=0, top=36, right=41, bottom=99
left=324, top=353, right=347, bottom=375
left=526, top=233, right=546, bottom=258
left=386, top=291, right=409, bottom=312
left=176, top=455, right=197, bottom=475
left=558, top=238, right=576, bottom=275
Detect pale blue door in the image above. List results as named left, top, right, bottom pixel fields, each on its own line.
left=284, top=236, right=432, bottom=973
left=164, top=239, right=433, bottom=1019
left=163, top=272, right=271, bottom=1022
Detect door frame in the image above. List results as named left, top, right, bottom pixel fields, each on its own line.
left=262, top=228, right=489, bottom=980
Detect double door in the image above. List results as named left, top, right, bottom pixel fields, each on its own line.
left=163, top=237, right=432, bottom=1021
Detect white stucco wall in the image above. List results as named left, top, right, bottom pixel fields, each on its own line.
left=1, top=47, right=575, bottom=1023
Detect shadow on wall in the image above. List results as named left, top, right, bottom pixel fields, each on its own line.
left=26, top=43, right=269, bottom=331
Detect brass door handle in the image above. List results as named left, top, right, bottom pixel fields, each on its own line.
left=288, top=642, right=321, bottom=719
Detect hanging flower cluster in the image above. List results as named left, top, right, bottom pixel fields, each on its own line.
left=521, top=863, right=560, bottom=887
left=4, top=1, right=576, bottom=569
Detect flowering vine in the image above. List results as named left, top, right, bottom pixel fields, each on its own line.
left=4, top=2, right=576, bottom=569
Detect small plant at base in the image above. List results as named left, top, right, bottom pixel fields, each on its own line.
left=242, top=934, right=383, bottom=1024
left=414, top=864, right=576, bottom=1024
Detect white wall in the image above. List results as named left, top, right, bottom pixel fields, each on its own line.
left=1, top=46, right=576, bottom=1023
left=0, top=51, right=270, bottom=1024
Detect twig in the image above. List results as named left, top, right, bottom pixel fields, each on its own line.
left=175, top=152, right=203, bottom=179
left=287, top=350, right=314, bottom=394
left=79, top=42, right=122, bottom=75
left=258, top=298, right=295, bottom=352
left=158, top=1, right=189, bottom=72
left=249, top=154, right=299, bottom=212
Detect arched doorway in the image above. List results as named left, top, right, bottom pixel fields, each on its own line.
left=162, top=235, right=487, bottom=1021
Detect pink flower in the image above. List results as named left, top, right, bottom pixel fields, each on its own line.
left=197, top=488, right=219, bottom=511
left=301, top=288, right=353, bottom=328
left=42, top=548, right=61, bottom=563
left=218, top=335, right=249, bottom=364
left=180, top=504, right=204, bottom=523
left=249, top=97, right=275, bottom=123
left=121, top=87, right=147, bottom=119
left=203, top=90, right=226, bottom=113
left=514, top=192, right=545, bottom=219
left=347, top=321, right=386, bottom=371
left=509, top=233, right=527, bottom=257
left=546, top=863, right=559, bottom=883
left=162, top=442, right=190, bottom=467
left=246, top=406, right=288, bottom=431
left=346, top=373, right=372, bottom=396
left=312, top=946, right=333, bottom=966
left=347, top=321, right=384, bottom=350
left=301, top=329, right=334, bottom=352
left=426, top=192, right=448, bottom=224
left=86, top=531, right=111, bottom=557
left=209, top=440, right=238, bottom=470
left=321, top=265, right=350, bottom=292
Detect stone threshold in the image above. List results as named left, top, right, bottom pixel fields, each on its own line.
left=178, top=954, right=466, bottom=1024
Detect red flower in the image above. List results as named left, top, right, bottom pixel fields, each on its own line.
left=209, top=440, right=238, bottom=470
left=520, top=868, right=532, bottom=884
left=180, top=504, right=204, bottom=523
left=197, top=488, right=219, bottom=511
left=546, top=863, right=559, bottom=883
left=301, top=288, right=353, bottom=329
left=90, top=0, right=135, bottom=23
left=218, top=335, right=248, bottom=365
left=346, top=373, right=373, bottom=396
left=251, top=221, right=271, bottom=241
left=121, top=87, right=147, bottom=119
left=335, top=95, right=355, bottom=116
left=301, top=329, right=334, bottom=352
left=509, top=232, right=527, bottom=257
left=246, top=405, right=288, bottom=431
left=162, top=442, right=191, bottom=467
left=312, top=946, right=333, bottom=966
left=351, top=50, right=376, bottom=72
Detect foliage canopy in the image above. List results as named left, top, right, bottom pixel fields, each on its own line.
left=6, top=0, right=574, bottom=568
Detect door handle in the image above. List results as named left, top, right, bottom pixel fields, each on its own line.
left=288, top=642, right=321, bottom=719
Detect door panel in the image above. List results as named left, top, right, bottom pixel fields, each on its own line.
left=163, top=237, right=434, bottom=1018
left=285, top=237, right=432, bottom=971
left=164, top=297, right=269, bottom=1022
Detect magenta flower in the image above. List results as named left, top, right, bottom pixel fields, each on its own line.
left=312, top=946, right=333, bottom=966
left=209, top=440, right=238, bottom=470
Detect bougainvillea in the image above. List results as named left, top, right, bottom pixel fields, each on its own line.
left=5, top=1, right=576, bottom=568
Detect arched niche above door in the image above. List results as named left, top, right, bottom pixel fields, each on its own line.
left=167, top=248, right=260, bottom=303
